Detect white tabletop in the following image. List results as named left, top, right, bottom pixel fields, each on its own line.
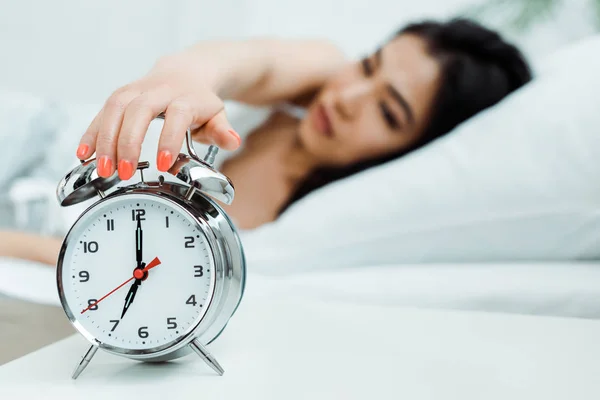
left=1, top=281, right=600, bottom=400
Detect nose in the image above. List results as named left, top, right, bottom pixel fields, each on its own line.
left=333, top=82, right=373, bottom=121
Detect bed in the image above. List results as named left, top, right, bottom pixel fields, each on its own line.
left=2, top=258, right=600, bottom=319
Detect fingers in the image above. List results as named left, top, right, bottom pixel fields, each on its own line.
left=116, top=85, right=173, bottom=179
left=95, top=90, right=141, bottom=177
left=156, top=99, right=196, bottom=172
left=156, top=93, right=240, bottom=172
left=194, top=110, right=241, bottom=151
left=77, top=84, right=242, bottom=179
left=76, top=111, right=102, bottom=160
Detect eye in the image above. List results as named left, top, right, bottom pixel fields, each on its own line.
left=361, top=57, right=373, bottom=76
left=379, top=101, right=400, bottom=130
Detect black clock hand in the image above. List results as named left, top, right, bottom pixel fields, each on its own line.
left=136, top=216, right=143, bottom=269
left=121, top=261, right=145, bottom=319
left=80, top=258, right=161, bottom=315
left=120, top=216, right=145, bottom=319
left=120, top=280, right=140, bottom=319
left=121, top=214, right=144, bottom=319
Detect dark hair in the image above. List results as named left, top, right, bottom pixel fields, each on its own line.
left=279, top=18, right=532, bottom=214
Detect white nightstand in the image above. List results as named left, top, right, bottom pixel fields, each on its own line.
left=1, top=282, right=600, bottom=400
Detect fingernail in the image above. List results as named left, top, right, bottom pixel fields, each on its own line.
left=157, top=150, right=172, bottom=172
left=228, top=129, right=242, bottom=146
left=76, top=144, right=89, bottom=159
left=97, top=156, right=113, bottom=177
left=118, top=159, right=134, bottom=180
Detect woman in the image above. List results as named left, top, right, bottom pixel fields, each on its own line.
left=0, top=18, right=532, bottom=264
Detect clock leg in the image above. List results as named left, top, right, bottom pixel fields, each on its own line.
left=71, top=345, right=98, bottom=380
left=190, top=339, right=224, bottom=376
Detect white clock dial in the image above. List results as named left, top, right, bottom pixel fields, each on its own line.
left=59, top=193, right=216, bottom=352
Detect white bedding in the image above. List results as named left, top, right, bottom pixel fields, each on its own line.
left=2, top=257, right=599, bottom=319
left=2, top=56, right=600, bottom=321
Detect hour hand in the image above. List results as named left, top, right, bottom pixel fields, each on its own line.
left=120, top=279, right=141, bottom=319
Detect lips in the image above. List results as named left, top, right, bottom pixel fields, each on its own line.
left=313, top=103, right=334, bottom=138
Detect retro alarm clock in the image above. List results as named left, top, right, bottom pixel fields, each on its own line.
left=55, top=114, right=246, bottom=379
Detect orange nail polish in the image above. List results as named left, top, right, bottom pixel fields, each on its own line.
left=118, top=159, right=134, bottom=180
left=97, top=156, right=113, bottom=177
left=157, top=150, right=172, bottom=172
left=76, top=144, right=89, bottom=159
left=228, top=129, right=241, bottom=146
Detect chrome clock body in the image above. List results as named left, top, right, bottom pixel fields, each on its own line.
left=57, top=183, right=245, bottom=361
left=55, top=115, right=245, bottom=378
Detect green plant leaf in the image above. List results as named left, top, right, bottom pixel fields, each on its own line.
left=464, top=0, right=563, bottom=31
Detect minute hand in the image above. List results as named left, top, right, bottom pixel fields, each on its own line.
left=136, top=216, right=143, bottom=269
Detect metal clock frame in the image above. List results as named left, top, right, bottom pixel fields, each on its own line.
left=55, top=115, right=246, bottom=379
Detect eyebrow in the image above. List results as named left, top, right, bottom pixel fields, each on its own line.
left=375, top=46, right=415, bottom=127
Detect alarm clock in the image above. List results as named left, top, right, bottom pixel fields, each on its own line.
left=55, top=114, right=246, bottom=379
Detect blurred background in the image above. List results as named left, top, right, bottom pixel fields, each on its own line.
left=0, top=0, right=597, bottom=105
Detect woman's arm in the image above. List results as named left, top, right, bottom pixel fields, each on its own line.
left=0, top=231, right=62, bottom=266
left=177, top=38, right=347, bottom=105
left=76, top=38, right=347, bottom=175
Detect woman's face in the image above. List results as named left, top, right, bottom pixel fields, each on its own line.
left=299, top=34, right=442, bottom=166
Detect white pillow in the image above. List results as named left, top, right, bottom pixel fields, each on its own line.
left=240, top=34, right=600, bottom=274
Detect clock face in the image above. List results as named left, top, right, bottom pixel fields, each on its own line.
left=58, top=193, right=216, bottom=354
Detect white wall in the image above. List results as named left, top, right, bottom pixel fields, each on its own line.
left=0, top=0, right=175, bottom=104
left=0, top=0, right=596, bottom=104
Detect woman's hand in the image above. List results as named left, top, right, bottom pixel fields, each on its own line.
left=74, top=38, right=345, bottom=180
left=75, top=53, right=242, bottom=180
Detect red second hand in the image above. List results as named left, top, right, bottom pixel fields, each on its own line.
left=143, top=257, right=161, bottom=272
left=81, top=277, right=134, bottom=314
left=80, top=257, right=161, bottom=314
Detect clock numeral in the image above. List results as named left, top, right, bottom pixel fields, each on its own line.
left=186, top=294, right=197, bottom=306
left=165, top=216, right=169, bottom=228
left=184, top=236, right=195, bottom=248
left=106, top=219, right=115, bottom=231
left=131, top=209, right=146, bottom=221
left=138, top=326, right=149, bottom=339
left=194, top=265, right=204, bottom=277
left=83, top=241, right=98, bottom=253
left=167, top=317, right=178, bottom=329
left=87, top=299, right=98, bottom=311
left=110, top=320, right=120, bottom=332
left=78, top=271, right=90, bottom=282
